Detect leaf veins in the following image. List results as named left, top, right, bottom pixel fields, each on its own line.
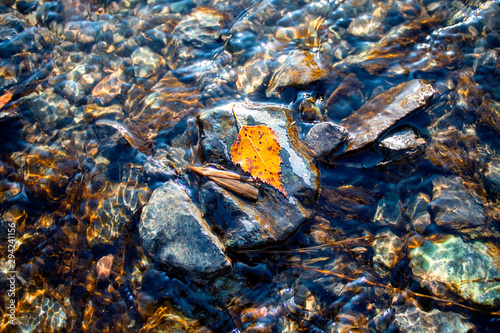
left=230, top=125, right=287, bottom=197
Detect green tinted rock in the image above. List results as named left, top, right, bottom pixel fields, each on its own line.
left=410, top=235, right=500, bottom=306
left=392, top=306, right=474, bottom=333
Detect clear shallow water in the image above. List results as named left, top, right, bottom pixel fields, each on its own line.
left=1, top=0, right=500, bottom=332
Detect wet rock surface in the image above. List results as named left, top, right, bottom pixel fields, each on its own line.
left=429, top=176, right=485, bottom=233
left=266, top=50, right=327, bottom=97
left=130, top=46, right=165, bottom=78
left=140, top=180, right=231, bottom=281
left=390, top=304, right=475, bottom=333
left=198, top=102, right=319, bottom=249
left=410, top=235, right=500, bottom=306
left=405, top=193, right=432, bottom=234
left=377, top=126, right=427, bottom=166
left=485, top=159, right=500, bottom=197
left=340, top=79, right=435, bottom=153
left=1, top=0, right=500, bottom=331
left=304, top=121, right=348, bottom=160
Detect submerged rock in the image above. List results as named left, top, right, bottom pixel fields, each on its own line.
left=139, top=180, right=231, bottom=281
left=235, top=59, right=268, bottom=95
left=373, top=190, right=404, bottom=228
left=197, top=102, right=319, bottom=249
left=373, top=229, right=405, bottom=270
left=377, top=126, right=427, bottom=166
left=340, top=79, right=435, bottom=153
left=84, top=182, right=150, bottom=248
left=168, top=7, right=226, bottom=69
left=404, top=193, right=432, bottom=234
left=484, top=159, right=500, bottom=197
left=390, top=303, right=475, bottom=333
left=298, top=96, right=323, bottom=122
left=266, top=50, right=327, bottom=97
left=410, top=235, right=500, bottom=306
left=18, top=296, right=68, bottom=333
left=429, top=177, right=484, bottom=232
left=131, top=46, right=165, bottom=78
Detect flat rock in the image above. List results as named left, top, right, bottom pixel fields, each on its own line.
left=404, top=193, right=432, bottom=234
left=391, top=304, right=474, bottom=333
left=304, top=122, right=349, bottom=160
left=139, top=180, right=231, bottom=281
left=484, top=159, right=500, bottom=197
left=167, top=7, right=225, bottom=69
left=377, top=126, right=427, bottom=166
left=429, top=176, right=484, bottom=232
left=410, top=235, right=500, bottom=306
left=236, top=59, right=268, bottom=95
left=266, top=50, right=327, bottom=97
left=373, top=229, right=405, bottom=269
left=131, top=47, right=165, bottom=78
left=340, top=79, right=435, bottom=153
left=373, top=191, right=403, bottom=228
left=198, top=102, right=319, bottom=249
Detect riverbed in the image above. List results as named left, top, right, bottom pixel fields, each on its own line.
left=1, top=0, right=500, bottom=332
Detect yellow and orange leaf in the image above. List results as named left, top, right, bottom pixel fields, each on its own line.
left=0, top=91, right=13, bottom=110
left=230, top=125, right=287, bottom=197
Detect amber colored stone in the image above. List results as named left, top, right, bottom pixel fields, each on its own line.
left=96, top=254, right=114, bottom=279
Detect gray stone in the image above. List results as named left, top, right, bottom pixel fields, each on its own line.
left=304, top=122, right=348, bottom=160
left=131, top=47, right=165, bottom=78
left=429, top=177, right=484, bottom=232
left=377, top=126, right=427, bottom=166
left=404, top=193, right=432, bottom=234
left=298, top=97, right=322, bottom=122
left=266, top=50, right=327, bottom=97
left=484, top=160, right=500, bottom=197
left=340, top=80, right=435, bottom=153
left=198, top=102, right=319, bottom=249
left=410, top=235, right=500, bottom=306
left=167, top=8, right=225, bottom=69
left=139, top=181, right=231, bottom=281
left=373, top=229, right=405, bottom=269
left=380, top=127, right=425, bottom=150
left=391, top=304, right=474, bottom=333
left=373, top=191, right=403, bottom=228
left=199, top=180, right=309, bottom=249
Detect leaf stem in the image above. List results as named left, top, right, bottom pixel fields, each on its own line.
left=231, top=104, right=243, bottom=130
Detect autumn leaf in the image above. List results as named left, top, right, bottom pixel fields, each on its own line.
left=0, top=91, right=13, bottom=110
left=230, top=125, right=287, bottom=197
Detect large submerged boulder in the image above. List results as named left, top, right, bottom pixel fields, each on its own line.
left=197, top=102, right=320, bottom=249
left=410, top=235, right=500, bottom=306
left=139, top=180, right=231, bottom=281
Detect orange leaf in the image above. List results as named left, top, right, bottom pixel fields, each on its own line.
left=0, top=91, right=13, bottom=110
left=230, top=125, right=287, bottom=197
